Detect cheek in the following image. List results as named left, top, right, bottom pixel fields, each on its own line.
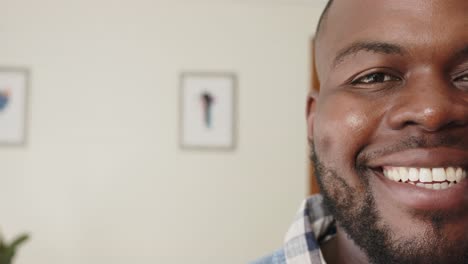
left=345, top=112, right=369, bottom=132
left=313, top=93, right=378, bottom=172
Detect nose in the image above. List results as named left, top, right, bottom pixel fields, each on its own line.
left=385, top=73, right=468, bottom=132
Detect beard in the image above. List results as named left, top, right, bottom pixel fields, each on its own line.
left=310, top=145, right=468, bottom=264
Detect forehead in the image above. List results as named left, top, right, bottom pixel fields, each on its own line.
left=316, top=0, right=468, bottom=71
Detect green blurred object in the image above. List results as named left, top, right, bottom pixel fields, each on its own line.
left=0, top=231, right=29, bottom=264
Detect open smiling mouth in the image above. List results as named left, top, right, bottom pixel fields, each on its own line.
left=382, top=167, right=467, bottom=190
left=366, top=148, right=468, bottom=210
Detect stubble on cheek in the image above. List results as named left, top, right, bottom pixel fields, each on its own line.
left=311, top=145, right=393, bottom=261
left=312, top=102, right=373, bottom=191
left=310, top=101, right=397, bottom=263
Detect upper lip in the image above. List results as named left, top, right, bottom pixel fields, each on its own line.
left=366, top=147, right=468, bottom=169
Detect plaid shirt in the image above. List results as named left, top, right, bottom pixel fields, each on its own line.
left=252, top=195, right=336, bottom=264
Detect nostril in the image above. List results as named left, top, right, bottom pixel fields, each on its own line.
left=388, top=109, right=464, bottom=132
left=403, top=121, right=418, bottom=127
left=449, top=119, right=468, bottom=128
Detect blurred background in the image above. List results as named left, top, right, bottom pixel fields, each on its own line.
left=0, top=0, right=327, bottom=263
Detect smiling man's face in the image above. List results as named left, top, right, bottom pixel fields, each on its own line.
left=308, top=0, right=468, bottom=263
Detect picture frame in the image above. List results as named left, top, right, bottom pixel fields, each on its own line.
left=0, top=67, right=29, bottom=146
left=179, top=72, right=237, bottom=150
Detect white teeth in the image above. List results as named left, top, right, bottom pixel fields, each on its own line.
left=392, top=169, right=401, bottom=181
left=432, top=168, right=446, bottom=182
left=382, top=166, right=467, bottom=191
left=419, top=168, right=432, bottom=183
left=384, top=170, right=389, bottom=178
left=446, top=167, right=456, bottom=182
left=456, top=168, right=464, bottom=182
left=440, top=182, right=449, bottom=189
left=409, top=168, right=419, bottom=181
left=399, top=167, right=409, bottom=182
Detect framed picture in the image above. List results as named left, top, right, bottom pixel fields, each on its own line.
left=0, top=68, right=28, bottom=145
left=179, top=72, right=237, bottom=150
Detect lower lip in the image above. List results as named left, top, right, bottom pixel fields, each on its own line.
left=372, top=171, right=468, bottom=211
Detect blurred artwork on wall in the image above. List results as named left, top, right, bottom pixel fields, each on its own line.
left=0, top=68, right=28, bottom=145
left=180, top=72, right=236, bottom=150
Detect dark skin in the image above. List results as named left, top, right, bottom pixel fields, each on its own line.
left=308, top=0, right=468, bottom=263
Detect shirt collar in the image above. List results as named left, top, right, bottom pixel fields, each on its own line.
left=283, top=195, right=336, bottom=264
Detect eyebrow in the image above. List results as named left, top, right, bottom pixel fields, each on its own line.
left=332, top=41, right=406, bottom=68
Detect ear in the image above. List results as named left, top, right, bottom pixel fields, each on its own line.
left=306, top=92, right=318, bottom=144
left=311, top=37, right=321, bottom=92
left=307, top=37, right=320, bottom=144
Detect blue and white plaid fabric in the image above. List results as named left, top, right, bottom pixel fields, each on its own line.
left=252, top=195, right=336, bottom=264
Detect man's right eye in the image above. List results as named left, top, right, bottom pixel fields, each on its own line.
left=454, top=74, right=468, bottom=82
left=454, top=73, right=468, bottom=91
left=351, top=72, right=401, bottom=85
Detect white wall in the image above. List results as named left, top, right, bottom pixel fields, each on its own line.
left=0, top=0, right=325, bottom=263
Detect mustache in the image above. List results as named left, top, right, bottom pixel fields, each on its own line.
left=357, top=134, right=465, bottom=166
